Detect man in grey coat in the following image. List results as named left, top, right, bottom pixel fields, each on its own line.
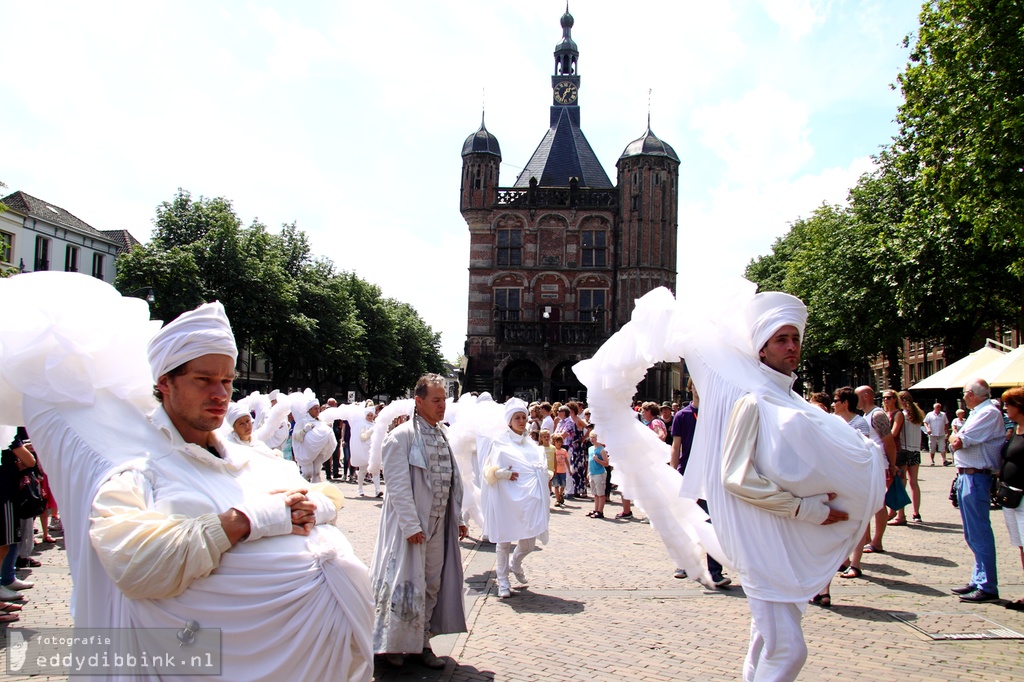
left=371, top=374, right=468, bottom=669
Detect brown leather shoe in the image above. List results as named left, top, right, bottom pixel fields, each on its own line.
left=418, top=648, right=447, bottom=669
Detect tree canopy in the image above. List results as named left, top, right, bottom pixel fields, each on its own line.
left=115, top=188, right=446, bottom=397
left=745, top=0, right=1024, bottom=391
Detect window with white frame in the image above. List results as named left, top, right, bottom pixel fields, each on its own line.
left=34, top=235, right=50, bottom=271
left=0, top=231, right=12, bottom=264
left=65, top=244, right=79, bottom=272
left=92, top=252, right=105, bottom=279
left=494, top=288, right=521, bottom=321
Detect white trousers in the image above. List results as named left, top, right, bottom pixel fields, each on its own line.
left=357, top=468, right=380, bottom=496
left=743, top=597, right=807, bottom=682
left=495, top=537, right=537, bottom=590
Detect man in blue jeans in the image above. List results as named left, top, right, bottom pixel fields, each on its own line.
left=949, top=378, right=1007, bottom=602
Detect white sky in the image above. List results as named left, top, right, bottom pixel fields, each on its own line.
left=0, top=0, right=923, bottom=360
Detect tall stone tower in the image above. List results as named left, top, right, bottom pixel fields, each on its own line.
left=615, top=125, right=680, bottom=326
left=459, top=8, right=679, bottom=402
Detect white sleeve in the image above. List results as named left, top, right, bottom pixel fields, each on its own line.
left=721, top=395, right=801, bottom=518
left=89, top=470, right=232, bottom=600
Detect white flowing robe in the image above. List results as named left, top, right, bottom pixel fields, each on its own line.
left=324, top=405, right=375, bottom=470
left=291, top=419, right=337, bottom=476
left=480, top=429, right=550, bottom=544
left=24, top=397, right=373, bottom=682
left=0, top=272, right=373, bottom=682
left=573, top=282, right=883, bottom=595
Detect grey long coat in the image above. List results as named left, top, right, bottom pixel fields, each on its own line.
left=370, top=416, right=467, bottom=653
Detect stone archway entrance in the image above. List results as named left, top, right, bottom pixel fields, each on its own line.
left=501, top=359, right=543, bottom=402
left=551, top=361, right=586, bottom=404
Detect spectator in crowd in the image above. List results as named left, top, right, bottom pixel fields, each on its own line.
left=948, top=378, right=1007, bottom=603
left=925, top=403, right=951, bottom=466
left=890, top=391, right=925, bottom=525
left=952, top=408, right=967, bottom=435
left=998, top=387, right=1024, bottom=611
left=586, top=432, right=609, bottom=519
left=670, top=381, right=730, bottom=588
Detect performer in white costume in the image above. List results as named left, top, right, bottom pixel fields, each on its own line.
left=370, top=375, right=468, bottom=670
left=335, top=404, right=380, bottom=497
left=479, top=398, right=550, bottom=599
left=573, top=281, right=883, bottom=682
left=260, top=389, right=291, bottom=451
left=290, top=395, right=337, bottom=482
left=0, top=273, right=373, bottom=682
left=222, top=402, right=285, bottom=460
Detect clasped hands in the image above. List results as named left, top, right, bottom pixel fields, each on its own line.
left=273, top=488, right=316, bottom=536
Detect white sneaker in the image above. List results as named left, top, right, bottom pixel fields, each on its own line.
left=0, top=585, right=26, bottom=601
left=497, top=585, right=511, bottom=599
left=5, top=579, right=33, bottom=590
left=512, top=568, right=528, bottom=585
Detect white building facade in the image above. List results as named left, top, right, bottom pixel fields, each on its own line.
left=1, top=191, right=125, bottom=282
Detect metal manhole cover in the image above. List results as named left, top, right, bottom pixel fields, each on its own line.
left=889, top=611, right=1024, bottom=640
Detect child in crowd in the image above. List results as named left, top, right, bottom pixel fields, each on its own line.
left=539, top=429, right=555, bottom=496
left=551, top=433, right=569, bottom=507
left=587, top=432, right=609, bottom=519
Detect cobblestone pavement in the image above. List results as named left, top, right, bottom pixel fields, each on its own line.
left=4, top=461, right=1024, bottom=680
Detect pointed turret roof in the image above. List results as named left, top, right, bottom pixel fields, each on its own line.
left=619, top=126, right=679, bottom=162
left=514, top=108, right=612, bottom=188
left=462, top=113, right=502, bottom=158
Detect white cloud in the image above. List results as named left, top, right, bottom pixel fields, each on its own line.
left=756, top=0, right=829, bottom=39
left=680, top=155, right=878, bottom=284
left=0, top=0, right=922, bottom=361
left=691, top=86, right=814, bottom=184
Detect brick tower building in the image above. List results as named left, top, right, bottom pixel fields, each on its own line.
left=460, top=9, right=679, bottom=402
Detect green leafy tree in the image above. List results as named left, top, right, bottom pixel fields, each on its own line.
left=114, top=245, right=206, bottom=321
left=261, top=259, right=364, bottom=392
left=153, top=189, right=241, bottom=250
left=895, top=0, right=1024, bottom=261
left=891, top=0, right=1024, bottom=357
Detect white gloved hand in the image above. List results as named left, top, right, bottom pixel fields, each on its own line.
left=232, top=494, right=292, bottom=541
left=794, top=493, right=831, bottom=525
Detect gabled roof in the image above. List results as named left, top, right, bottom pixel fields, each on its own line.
left=1, top=191, right=116, bottom=243
left=101, top=229, right=144, bottom=254
left=513, top=108, right=613, bottom=189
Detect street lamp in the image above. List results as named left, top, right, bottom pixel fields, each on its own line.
left=127, top=286, right=156, bottom=305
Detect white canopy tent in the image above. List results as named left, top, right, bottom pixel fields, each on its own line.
left=978, top=344, right=1024, bottom=388
left=909, top=346, right=1007, bottom=390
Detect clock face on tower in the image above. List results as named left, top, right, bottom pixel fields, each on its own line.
left=553, top=80, right=578, bottom=105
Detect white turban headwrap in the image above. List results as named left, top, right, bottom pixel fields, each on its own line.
left=504, top=397, right=528, bottom=424
left=148, top=302, right=238, bottom=383
left=291, top=397, right=319, bottom=422
left=226, top=403, right=251, bottom=427
left=268, top=389, right=280, bottom=402
left=745, top=291, right=807, bottom=359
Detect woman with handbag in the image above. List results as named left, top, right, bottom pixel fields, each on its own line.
left=998, top=387, right=1024, bottom=610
